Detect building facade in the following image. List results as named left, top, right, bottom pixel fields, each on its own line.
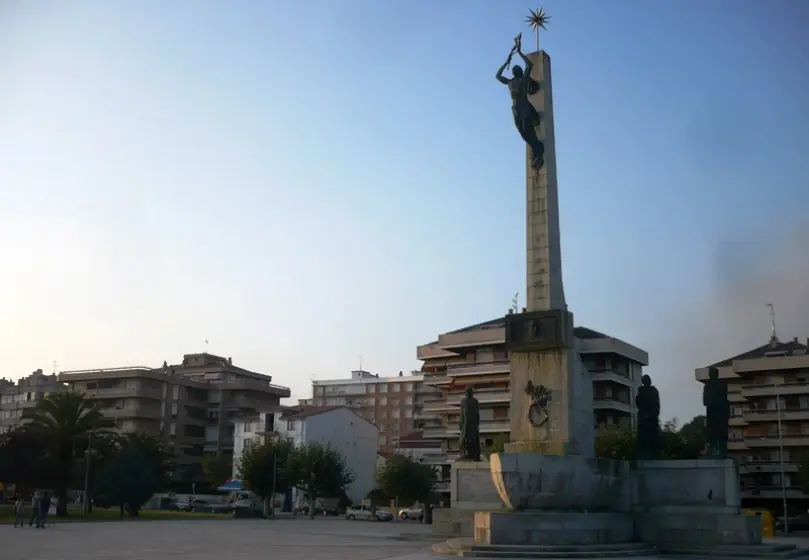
left=309, top=370, right=442, bottom=452
left=234, top=406, right=378, bottom=506
left=0, top=369, right=65, bottom=433
left=59, top=353, right=290, bottom=480
left=416, top=317, right=649, bottom=488
left=695, top=335, right=809, bottom=510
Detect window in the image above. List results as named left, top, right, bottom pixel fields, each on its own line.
left=392, top=409, right=400, bottom=419
left=379, top=385, right=387, bottom=393
left=379, top=397, right=387, bottom=405
left=172, top=386, right=179, bottom=400
left=171, top=403, right=178, bottom=418
left=244, top=422, right=253, bottom=433
left=169, top=422, right=176, bottom=436
left=286, top=420, right=296, bottom=431
left=406, top=396, right=413, bottom=405
left=405, top=409, right=412, bottom=418
left=392, top=384, right=399, bottom=393
left=404, top=382, right=413, bottom=391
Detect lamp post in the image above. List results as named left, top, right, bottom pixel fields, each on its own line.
left=83, top=430, right=93, bottom=514
left=776, top=384, right=789, bottom=533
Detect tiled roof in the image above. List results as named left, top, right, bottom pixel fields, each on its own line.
left=281, top=405, right=343, bottom=419
left=708, top=339, right=809, bottom=368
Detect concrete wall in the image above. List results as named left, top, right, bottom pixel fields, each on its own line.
left=303, top=408, right=379, bottom=505
left=450, top=461, right=503, bottom=510
left=633, top=458, right=740, bottom=514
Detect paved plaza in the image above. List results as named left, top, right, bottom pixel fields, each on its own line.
left=1, top=517, right=441, bottom=560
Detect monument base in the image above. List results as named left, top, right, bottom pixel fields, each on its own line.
left=474, top=511, right=633, bottom=546
left=503, top=440, right=568, bottom=455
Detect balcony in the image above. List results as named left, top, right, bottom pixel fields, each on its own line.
left=102, top=404, right=163, bottom=420
left=741, top=486, right=809, bottom=500
left=729, top=415, right=748, bottom=426
left=592, top=396, right=634, bottom=415
left=422, top=426, right=448, bottom=439
left=742, top=383, right=809, bottom=398
left=729, top=393, right=747, bottom=403
left=739, top=461, right=799, bottom=474
left=92, top=386, right=164, bottom=401
left=728, top=440, right=748, bottom=451
left=745, top=435, right=809, bottom=447
left=744, top=408, right=809, bottom=422
left=445, top=390, right=509, bottom=406
left=423, top=400, right=456, bottom=413
left=437, top=327, right=505, bottom=351
left=447, top=362, right=510, bottom=377
left=590, top=370, right=635, bottom=387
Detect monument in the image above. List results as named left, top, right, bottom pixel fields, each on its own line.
left=434, top=8, right=799, bottom=558
left=635, top=374, right=662, bottom=460
left=704, top=366, right=730, bottom=457
left=458, top=386, right=481, bottom=462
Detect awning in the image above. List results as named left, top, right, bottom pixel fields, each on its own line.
left=217, top=479, right=243, bottom=492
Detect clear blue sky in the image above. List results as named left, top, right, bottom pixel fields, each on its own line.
left=1, top=0, right=807, bottom=421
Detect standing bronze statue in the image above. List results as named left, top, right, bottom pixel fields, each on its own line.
left=459, top=386, right=481, bottom=461
left=704, top=367, right=730, bottom=456
left=635, top=374, right=661, bottom=460
left=496, top=34, right=545, bottom=170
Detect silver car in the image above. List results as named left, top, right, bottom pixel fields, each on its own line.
left=346, top=505, right=393, bottom=522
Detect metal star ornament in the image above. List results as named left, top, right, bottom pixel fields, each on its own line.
left=525, top=7, right=550, bottom=53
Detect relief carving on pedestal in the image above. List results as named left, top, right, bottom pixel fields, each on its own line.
left=525, top=380, right=552, bottom=429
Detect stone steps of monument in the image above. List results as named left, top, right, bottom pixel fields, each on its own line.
left=460, top=542, right=657, bottom=558
left=657, top=543, right=809, bottom=558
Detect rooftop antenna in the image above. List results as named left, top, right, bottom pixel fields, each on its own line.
left=52, top=361, right=58, bottom=374
left=358, top=355, right=363, bottom=372
left=204, top=340, right=209, bottom=354
left=766, top=303, right=778, bottom=344
left=511, top=293, right=520, bottom=314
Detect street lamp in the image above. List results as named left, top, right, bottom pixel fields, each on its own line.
left=776, top=384, right=789, bottom=533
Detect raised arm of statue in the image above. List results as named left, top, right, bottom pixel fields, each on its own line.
left=496, top=50, right=514, bottom=84
left=652, top=387, right=660, bottom=417
left=516, top=45, right=533, bottom=74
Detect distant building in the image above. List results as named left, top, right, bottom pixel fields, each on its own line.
left=417, top=317, right=649, bottom=498
left=0, top=369, right=65, bottom=433
left=310, top=370, right=441, bottom=452
left=233, top=405, right=378, bottom=507
left=59, top=353, right=290, bottom=483
left=695, top=334, right=809, bottom=509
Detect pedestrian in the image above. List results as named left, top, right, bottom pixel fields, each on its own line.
left=37, top=492, right=51, bottom=528
left=13, top=495, right=25, bottom=527
left=29, top=491, right=41, bottom=527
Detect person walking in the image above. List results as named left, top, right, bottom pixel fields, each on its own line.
left=37, top=492, right=51, bottom=528
left=29, top=491, right=41, bottom=527
left=13, top=495, right=25, bottom=527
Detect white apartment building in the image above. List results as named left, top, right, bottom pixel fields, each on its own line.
left=232, top=405, right=378, bottom=507
left=0, top=369, right=64, bottom=433
left=310, top=370, right=442, bottom=452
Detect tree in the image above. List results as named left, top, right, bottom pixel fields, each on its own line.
left=117, top=432, right=172, bottom=491
left=595, top=424, right=635, bottom=460
left=0, top=427, right=54, bottom=492
left=377, top=454, right=437, bottom=508
left=95, top=445, right=157, bottom=517
left=594, top=417, right=707, bottom=461
left=286, top=442, right=355, bottom=519
left=237, top=436, right=295, bottom=515
left=22, top=392, right=108, bottom=516
left=797, top=453, right=809, bottom=495
left=201, top=452, right=232, bottom=489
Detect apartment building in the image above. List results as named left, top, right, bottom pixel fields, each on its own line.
left=233, top=405, right=378, bottom=506
left=59, top=352, right=291, bottom=480
left=309, top=370, right=442, bottom=452
left=695, top=335, right=809, bottom=510
left=0, top=369, right=65, bottom=433
left=416, top=317, right=649, bottom=486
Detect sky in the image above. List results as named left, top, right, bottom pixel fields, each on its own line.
left=1, top=0, right=808, bottom=422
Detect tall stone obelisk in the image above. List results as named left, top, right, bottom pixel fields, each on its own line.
left=504, top=50, right=594, bottom=457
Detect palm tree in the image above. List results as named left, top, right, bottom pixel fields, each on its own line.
left=23, top=392, right=107, bottom=516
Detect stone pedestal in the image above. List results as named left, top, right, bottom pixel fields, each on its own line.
left=474, top=511, right=634, bottom=546
left=504, top=309, right=594, bottom=457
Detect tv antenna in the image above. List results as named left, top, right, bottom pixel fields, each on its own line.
left=766, top=303, right=778, bottom=343
left=511, top=293, right=520, bottom=314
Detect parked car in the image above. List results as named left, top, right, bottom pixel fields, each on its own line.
left=398, top=504, right=424, bottom=521
left=295, top=504, right=327, bottom=516
left=346, top=505, right=393, bottom=522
